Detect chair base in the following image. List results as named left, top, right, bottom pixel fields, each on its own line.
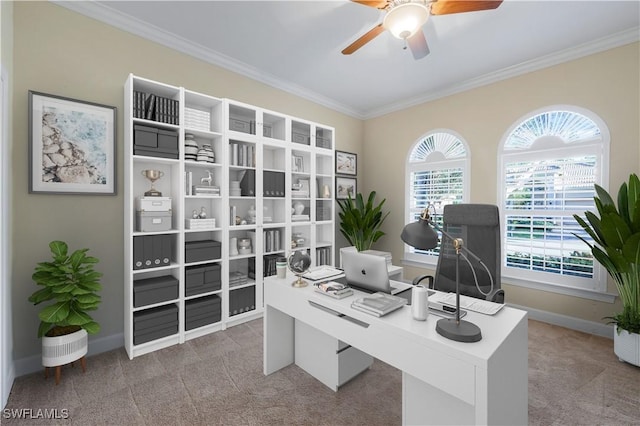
left=436, top=318, right=482, bottom=342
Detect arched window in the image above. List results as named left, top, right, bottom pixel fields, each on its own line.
left=404, top=130, right=470, bottom=265
left=498, top=106, right=610, bottom=297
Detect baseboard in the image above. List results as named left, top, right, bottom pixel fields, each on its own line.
left=509, top=303, right=614, bottom=339
left=1, top=365, right=14, bottom=409
left=11, top=307, right=612, bottom=377
left=13, top=332, right=124, bottom=377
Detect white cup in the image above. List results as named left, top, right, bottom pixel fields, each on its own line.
left=411, top=285, right=428, bottom=321
left=276, top=257, right=287, bottom=279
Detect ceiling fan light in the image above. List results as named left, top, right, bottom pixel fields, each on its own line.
left=383, top=2, right=429, bottom=40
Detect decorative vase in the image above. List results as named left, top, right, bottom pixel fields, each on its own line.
left=229, top=237, right=239, bottom=256
left=42, top=328, right=88, bottom=368
left=293, top=201, right=305, bottom=215
left=196, top=144, right=215, bottom=163
left=184, top=133, right=199, bottom=161
left=614, top=325, right=640, bottom=367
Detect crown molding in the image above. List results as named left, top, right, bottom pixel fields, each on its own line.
left=51, top=1, right=366, bottom=119
left=365, top=27, right=640, bottom=119
left=52, top=1, right=638, bottom=121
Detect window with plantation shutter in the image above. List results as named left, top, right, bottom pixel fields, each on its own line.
left=405, top=131, right=469, bottom=265
left=499, top=106, right=610, bottom=298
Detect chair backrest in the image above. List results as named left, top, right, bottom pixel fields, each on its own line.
left=433, top=204, right=501, bottom=300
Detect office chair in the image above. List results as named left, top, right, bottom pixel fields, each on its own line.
left=413, top=204, right=505, bottom=303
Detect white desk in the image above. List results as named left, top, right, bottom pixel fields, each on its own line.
left=263, top=275, right=528, bottom=425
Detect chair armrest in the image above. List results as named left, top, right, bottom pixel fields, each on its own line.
left=412, top=275, right=434, bottom=288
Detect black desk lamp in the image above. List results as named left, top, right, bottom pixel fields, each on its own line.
left=401, top=209, right=483, bottom=343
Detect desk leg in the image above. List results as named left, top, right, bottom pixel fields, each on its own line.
left=263, top=304, right=295, bottom=376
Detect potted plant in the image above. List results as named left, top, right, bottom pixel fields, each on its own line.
left=28, top=240, right=102, bottom=374
left=337, top=191, right=390, bottom=251
left=574, top=173, right=640, bottom=366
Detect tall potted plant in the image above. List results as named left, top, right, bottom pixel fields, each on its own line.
left=574, top=173, right=640, bottom=366
left=28, top=240, right=102, bottom=375
left=337, top=191, right=390, bottom=251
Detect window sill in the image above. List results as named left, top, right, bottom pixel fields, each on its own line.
left=504, top=275, right=617, bottom=303
left=402, top=258, right=617, bottom=303
left=401, top=257, right=437, bottom=270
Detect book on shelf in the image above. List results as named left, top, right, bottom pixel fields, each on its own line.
left=314, top=281, right=353, bottom=299
left=351, top=292, right=407, bottom=317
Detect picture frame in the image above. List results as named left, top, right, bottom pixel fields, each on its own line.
left=336, top=177, right=357, bottom=200
left=29, top=91, right=117, bottom=195
left=292, top=154, right=304, bottom=173
left=335, top=150, right=357, bottom=176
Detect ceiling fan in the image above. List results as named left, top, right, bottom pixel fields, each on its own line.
left=342, top=0, right=503, bottom=60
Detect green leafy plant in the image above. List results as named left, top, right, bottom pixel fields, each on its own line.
left=28, top=241, right=102, bottom=338
left=337, top=191, right=390, bottom=251
left=573, top=173, right=640, bottom=334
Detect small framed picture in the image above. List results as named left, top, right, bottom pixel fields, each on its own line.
left=335, top=150, right=357, bottom=176
left=336, top=177, right=357, bottom=200
left=292, top=154, right=304, bottom=173
left=29, top=91, right=117, bottom=195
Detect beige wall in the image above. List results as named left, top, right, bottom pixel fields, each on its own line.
left=363, top=42, right=640, bottom=324
left=9, top=2, right=639, bottom=363
left=10, top=2, right=363, bottom=360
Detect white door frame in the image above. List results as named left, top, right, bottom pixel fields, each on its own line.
left=1, top=65, right=13, bottom=409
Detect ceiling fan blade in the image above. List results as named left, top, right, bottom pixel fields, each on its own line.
left=351, top=0, right=389, bottom=10
left=407, top=30, right=429, bottom=60
left=430, top=0, right=502, bottom=15
left=342, top=24, right=385, bottom=55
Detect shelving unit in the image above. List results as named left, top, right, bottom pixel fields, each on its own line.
left=124, top=74, right=335, bottom=358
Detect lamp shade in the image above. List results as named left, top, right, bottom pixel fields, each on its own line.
left=383, top=2, right=429, bottom=40
left=401, top=216, right=438, bottom=250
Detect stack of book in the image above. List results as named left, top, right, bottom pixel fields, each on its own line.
left=314, top=282, right=353, bottom=299
left=229, top=271, right=248, bottom=288
left=192, top=185, right=220, bottom=196
left=351, top=292, right=407, bottom=317
left=185, top=218, right=216, bottom=230
left=184, top=107, right=211, bottom=131
left=292, top=214, right=310, bottom=222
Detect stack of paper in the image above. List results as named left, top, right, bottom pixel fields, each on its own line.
left=351, top=292, right=407, bottom=317
left=302, top=266, right=344, bottom=282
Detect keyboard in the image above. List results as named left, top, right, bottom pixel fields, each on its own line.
left=430, top=292, right=505, bottom=315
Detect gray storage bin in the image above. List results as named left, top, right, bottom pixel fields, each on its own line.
left=134, top=125, right=178, bottom=159
left=185, top=264, right=221, bottom=296
left=133, top=234, right=172, bottom=270
left=134, top=125, right=158, bottom=147
left=229, top=286, right=256, bottom=317
left=185, top=295, right=221, bottom=330
left=136, top=211, right=172, bottom=232
left=133, top=304, right=178, bottom=345
left=133, top=275, right=178, bottom=308
left=185, top=240, right=221, bottom=263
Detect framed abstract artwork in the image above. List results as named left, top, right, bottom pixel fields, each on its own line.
left=335, top=150, right=357, bottom=176
left=29, top=91, right=117, bottom=194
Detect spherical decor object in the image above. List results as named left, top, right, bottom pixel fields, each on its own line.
left=288, top=250, right=311, bottom=288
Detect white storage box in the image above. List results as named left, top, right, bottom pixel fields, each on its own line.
left=136, top=211, right=172, bottom=232
left=136, top=196, right=172, bottom=212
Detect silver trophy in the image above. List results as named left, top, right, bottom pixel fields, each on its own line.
left=141, top=169, right=164, bottom=197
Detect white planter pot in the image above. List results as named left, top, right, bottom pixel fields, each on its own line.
left=614, top=325, right=640, bottom=367
left=42, top=328, right=88, bottom=367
